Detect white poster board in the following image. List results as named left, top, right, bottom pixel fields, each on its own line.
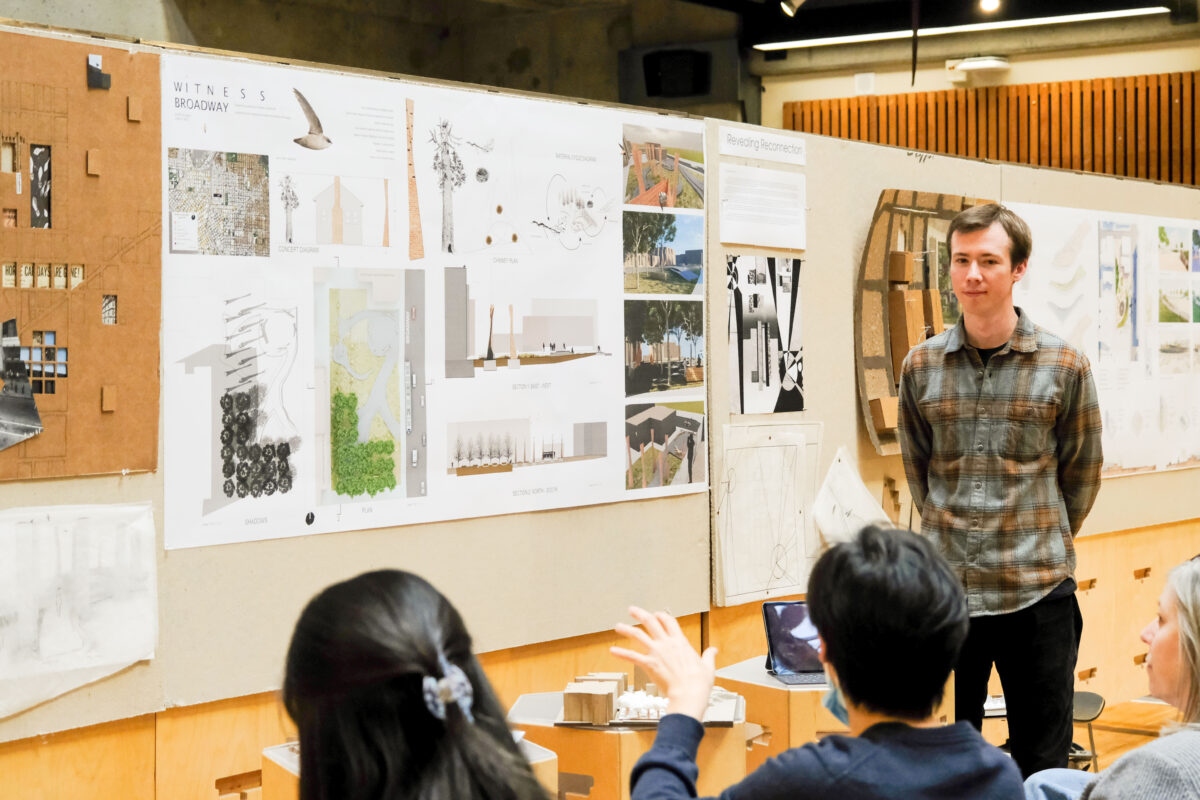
left=161, top=54, right=707, bottom=548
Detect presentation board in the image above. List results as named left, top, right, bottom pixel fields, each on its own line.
left=160, top=52, right=707, bottom=550
left=1012, top=202, right=1200, bottom=474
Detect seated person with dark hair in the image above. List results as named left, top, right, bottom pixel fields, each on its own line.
left=612, top=525, right=1023, bottom=800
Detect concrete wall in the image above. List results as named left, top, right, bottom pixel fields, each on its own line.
left=0, top=0, right=737, bottom=107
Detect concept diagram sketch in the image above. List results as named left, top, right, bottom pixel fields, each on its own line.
left=532, top=174, right=612, bottom=250
left=293, top=88, right=331, bottom=150
left=278, top=174, right=391, bottom=248
left=0, top=319, right=43, bottom=451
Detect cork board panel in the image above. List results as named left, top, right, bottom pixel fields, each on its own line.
left=860, top=292, right=885, bottom=358
left=0, top=30, right=160, bottom=480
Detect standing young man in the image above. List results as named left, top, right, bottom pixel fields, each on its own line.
left=897, top=203, right=1103, bottom=777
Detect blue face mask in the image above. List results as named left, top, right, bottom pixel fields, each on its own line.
left=822, top=683, right=850, bottom=726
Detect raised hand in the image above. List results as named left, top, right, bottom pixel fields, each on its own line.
left=611, top=606, right=717, bottom=722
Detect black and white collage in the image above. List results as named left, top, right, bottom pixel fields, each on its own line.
left=726, top=254, right=804, bottom=415
left=620, top=123, right=707, bottom=491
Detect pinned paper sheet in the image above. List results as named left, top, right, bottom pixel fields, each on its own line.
left=718, top=163, right=806, bottom=250
left=0, top=503, right=157, bottom=719
left=813, top=446, right=891, bottom=545
left=714, top=422, right=821, bottom=605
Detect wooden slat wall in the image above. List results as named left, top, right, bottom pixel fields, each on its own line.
left=784, top=71, right=1200, bottom=187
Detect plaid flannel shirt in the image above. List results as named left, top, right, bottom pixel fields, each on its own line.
left=898, top=309, right=1103, bottom=616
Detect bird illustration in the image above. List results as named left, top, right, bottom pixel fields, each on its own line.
left=292, top=88, right=331, bottom=150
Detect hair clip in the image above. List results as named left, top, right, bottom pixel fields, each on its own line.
left=422, top=652, right=475, bottom=723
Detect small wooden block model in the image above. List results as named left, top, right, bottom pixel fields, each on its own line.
left=575, top=671, right=628, bottom=696
left=922, top=289, right=945, bottom=336
left=869, top=397, right=899, bottom=432
left=888, top=250, right=914, bottom=283
left=888, top=289, right=925, bottom=380
left=562, top=680, right=618, bottom=725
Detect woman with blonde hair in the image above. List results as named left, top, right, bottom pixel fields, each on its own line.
left=1025, top=554, right=1200, bottom=799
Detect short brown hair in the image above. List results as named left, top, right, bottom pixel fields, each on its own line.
left=947, top=203, right=1032, bottom=268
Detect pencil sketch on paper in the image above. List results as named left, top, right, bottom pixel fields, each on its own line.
left=713, top=424, right=820, bottom=605
left=0, top=503, right=157, bottom=719
left=429, top=119, right=494, bottom=254
left=531, top=174, right=613, bottom=251
left=813, top=446, right=891, bottom=546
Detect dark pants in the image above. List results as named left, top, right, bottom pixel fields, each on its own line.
left=955, top=592, right=1082, bottom=779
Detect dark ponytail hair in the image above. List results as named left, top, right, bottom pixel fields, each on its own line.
left=283, top=570, right=547, bottom=800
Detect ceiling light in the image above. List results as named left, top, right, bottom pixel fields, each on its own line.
left=754, top=6, right=1169, bottom=51
left=980, top=0, right=1000, bottom=12
left=780, top=0, right=805, bottom=17
left=951, top=55, right=1010, bottom=72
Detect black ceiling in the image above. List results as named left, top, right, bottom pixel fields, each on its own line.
left=674, top=0, right=1197, bottom=48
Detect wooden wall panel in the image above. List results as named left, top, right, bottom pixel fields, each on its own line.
left=479, top=614, right=702, bottom=708
left=156, top=693, right=295, bottom=800
left=1184, top=72, right=1194, bottom=184
left=1171, top=72, right=1182, bottom=183
left=0, top=716, right=154, bottom=800
left=1051, top=82, right=1062, bottom=168
left=780, top=69, right=1200, bottom=190
left=1194, top=71, right=1200, bottom=184
left=1080, top=79, right=1089, bottom=170
left=706, top=595, right=802, bottom=668
left=967, top=89, right=978, bottom=157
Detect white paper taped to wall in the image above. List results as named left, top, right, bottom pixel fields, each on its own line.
left=813, top=446, right=891, bottom=545
left=714, top=422, right=821, bottom=606
left=0, top=503, right=157, bottom=720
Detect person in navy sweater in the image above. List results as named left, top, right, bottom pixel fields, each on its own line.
left=612, top=525, right=1023, bottom=800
